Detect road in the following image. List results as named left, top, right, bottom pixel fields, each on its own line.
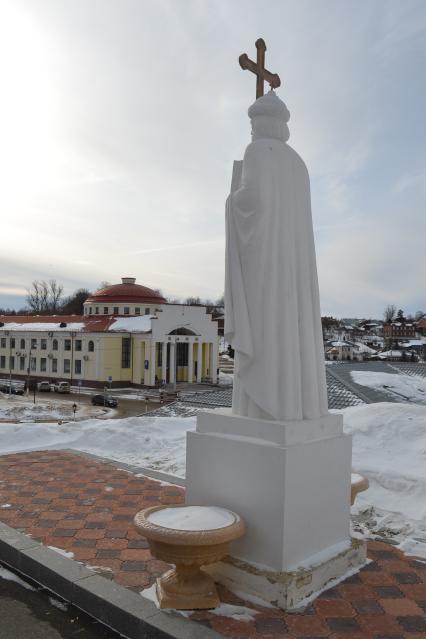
left=0, top=566, right=121, bottom=639
left=17, top=389, right=161, bottom=420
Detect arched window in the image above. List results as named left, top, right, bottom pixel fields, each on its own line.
left=52, top=339, right=58, bottom=351
left=20, top=339, right=25, bottom=349
left=169, top=327, right=197, bottom=336
left=88, top=340, right=94, bottom=352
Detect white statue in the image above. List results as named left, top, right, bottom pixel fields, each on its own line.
left=225, top=91, right=328, bottom=422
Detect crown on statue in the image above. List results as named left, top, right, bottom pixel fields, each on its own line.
left=248, top=91, right=290, bottom=123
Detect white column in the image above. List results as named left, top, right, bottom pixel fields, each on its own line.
left=150, top=340, right=156, bottom=386
left=169, top=342, right=176, bottom=384
left=161, top=342, right=167, bottom=383
left=187, top=341, right=194, bottom=383
left=196, top=342, right=202, bottom=383
left=211, top=340, right=218, bottom=383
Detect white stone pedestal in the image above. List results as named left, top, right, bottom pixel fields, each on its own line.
left=185, top=409, right=365, bottom=607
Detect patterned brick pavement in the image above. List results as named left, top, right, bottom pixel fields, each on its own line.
left=0, top=450, right=425, bottom=639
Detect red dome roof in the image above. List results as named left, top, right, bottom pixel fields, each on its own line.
left=86, top=278, right=166, bottom=305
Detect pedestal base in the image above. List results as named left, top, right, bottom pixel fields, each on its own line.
left=186, top=409, right=352, bottom=572
left=205, top=538, right=367, bottom=610
left=157, top=567, right=220, bottom=610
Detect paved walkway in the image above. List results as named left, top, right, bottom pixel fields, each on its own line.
left=0, top=450, right=424, bottom=638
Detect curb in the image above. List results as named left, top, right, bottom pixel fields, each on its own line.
left=0, top=521, right=221, bottom=639
left=64, top=449, right=186, bottom=487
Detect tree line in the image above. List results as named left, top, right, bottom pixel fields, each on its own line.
left=0, top=280, right=225, bottom=316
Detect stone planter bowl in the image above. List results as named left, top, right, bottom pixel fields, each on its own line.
left=134, top=505, right=245, bottom=610
left=351, top=473, right=369, bottom=505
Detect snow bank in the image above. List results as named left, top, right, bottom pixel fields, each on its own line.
left=343, top=402, right=426, bottom=557
left=0, top=415, right=195, bottom=476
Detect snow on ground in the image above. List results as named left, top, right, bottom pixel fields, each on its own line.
left=0, top=394, right=115, bottom=422
left=0, top=415, right=194, bottom=476
left=0, top=402, right=424, bottom=557
left=343, top=402, right=426, bottom=558
left=350, top=370, right=426, bottom=404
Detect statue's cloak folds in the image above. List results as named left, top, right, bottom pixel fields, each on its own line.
left=225, top=137, right=328, bottom=422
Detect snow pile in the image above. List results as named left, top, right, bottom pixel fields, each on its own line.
left=344, top=402, right=426, bottom=557
left=351, top=371, right=426, bottom=404
left=0, top=415, right=195, bottom=476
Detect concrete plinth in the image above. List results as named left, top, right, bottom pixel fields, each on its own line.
left=186, top=409, right=355, bottom=581
left=205, top=538, right=367, bottom=610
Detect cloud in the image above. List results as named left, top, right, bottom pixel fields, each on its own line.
left=0, top=0, right=425, bottom=316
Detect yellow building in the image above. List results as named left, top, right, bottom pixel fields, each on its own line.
left=0, top=278, right=219, bottom=388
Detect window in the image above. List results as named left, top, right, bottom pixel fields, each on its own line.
left=157, top=344, right=163, bottom=367
left=95, top=307, right=99, bottom=315
left=40, top=358, right=47, bottom=372
left=124, top=307, right=130, bottom=315
left=135, top=307, right=140, bottom=315
left=9, top=356, right=14, bottom=370
left=88, top=340, right=94, bottom=352
left=64, top=339, right=71, bottom=351
left=0, top=356, right=5, bottom=368
left=30, top=357, right=36, bottom=371
left=1, top=338, right=6, bottom=348
left=52, top=358, right=57, bottom=373
left=52, top=339, right=58, bottom=351
left=19, top=357, right=25, bottom=371
left=121, top=337, right=131, bottom=368
left=103, top=307, right=108, bottom=315
left=89, top=307, right=93, bottom=315
left=75, top=340, right=82, bottom=351
left=113, top=307, right=119, bottom=315
left=31, top=338, right=37, bottom=349
left=11, top=338, right=15, bottom=348
left=20, top=339, right=25, bottom=349
left=63, top=359, right=70, bottom=374
left=145, top=308, right=150, bottom=315
left=74, top=359, right=81, bottom=375
left=41, top=339, right=47, bottom=350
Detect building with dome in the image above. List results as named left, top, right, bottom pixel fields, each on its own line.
left=0, top=278, right=219, bottom=388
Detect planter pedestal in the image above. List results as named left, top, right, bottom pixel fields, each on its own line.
left=134, top=505, right=245, bottom=610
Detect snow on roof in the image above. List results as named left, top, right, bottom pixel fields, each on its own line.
left=107, top=316, right=154, bottom=333
left=400, top=339, right=426, bottom=347
left=1, top=322, right=85, bottom=332
left=0, top=314, right=155, bottom=334
left=353, top=342, right=377, bottom=354
left=379, top=350, right=403, bottom=358
left=330, top=341, right=352, bottom=347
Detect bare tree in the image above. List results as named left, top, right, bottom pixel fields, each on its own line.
left=97, top=281, right=111, bottom=291
left=383, top=304, right=396, bottom=323
left=60, top=288, right=90, bottom=315
left=49, top=279, right=64, bottom=312
left=184, top=296, right=202, bottom=306
left=26, top=280, right=64, bottom=314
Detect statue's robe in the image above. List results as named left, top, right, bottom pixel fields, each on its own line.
left=225, top=114, right=328, bottom=422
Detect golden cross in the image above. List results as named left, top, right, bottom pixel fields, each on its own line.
left=239, top=38, right=281, bottom=99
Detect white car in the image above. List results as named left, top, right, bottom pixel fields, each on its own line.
left=37, top=381, right=52, bottom=392
left=53, top=381, right=71, bottom=393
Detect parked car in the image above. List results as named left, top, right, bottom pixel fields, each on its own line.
left=54, top=381, right=71, bottom=394
left=91, top=394, right=118, bottom=408
left=0, top=380, right=24, bottom=395
left=37, top=381, right=52, bottom=392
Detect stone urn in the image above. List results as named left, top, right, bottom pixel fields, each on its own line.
left=134, top=505, right=245, bottom=610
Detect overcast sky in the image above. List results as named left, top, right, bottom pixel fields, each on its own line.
left=0, top=0, right=425, bottom=318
